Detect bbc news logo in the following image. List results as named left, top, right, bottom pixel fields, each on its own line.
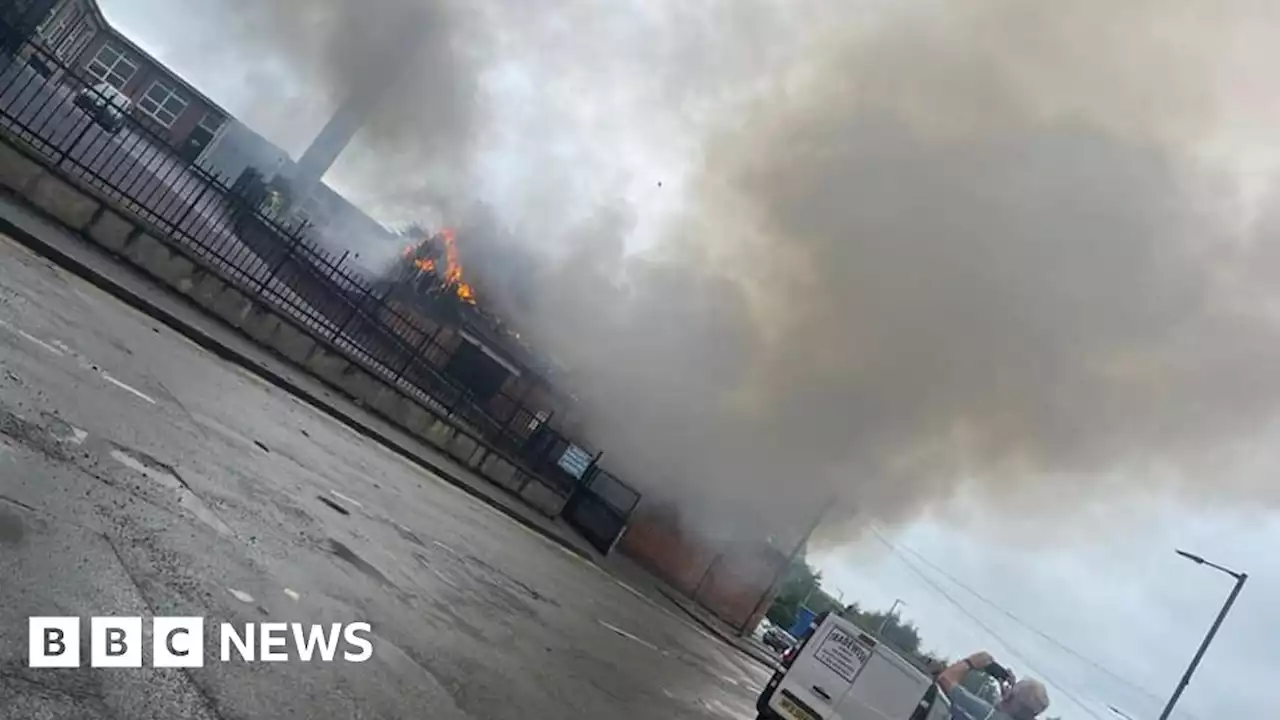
left=29, top=617, right=373, bottom=667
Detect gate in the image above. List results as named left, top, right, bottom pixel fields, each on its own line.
left=564, top=468, right=641, bottom=554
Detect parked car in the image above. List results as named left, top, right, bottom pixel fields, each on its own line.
left=73, top=82, right=130, bottom=134
left=762, top=626, right=797, bottom=654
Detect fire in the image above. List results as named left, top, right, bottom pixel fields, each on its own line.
left=403, top=228, right=476, bottom=305
left=438, top=228, right=477, bottom=305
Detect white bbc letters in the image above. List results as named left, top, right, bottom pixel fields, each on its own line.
left=30, top=617, right=374, bottom=667
left=91, top=617, right=143, bottom=667
left=28, top=617, right=80, bottom=668
left=153, top=617, right=204, bottom=668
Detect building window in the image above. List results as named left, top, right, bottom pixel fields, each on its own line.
left=137, top=80, right=188, bottom=128
left=38, top=7, right=72, bottom=43
left=54, top=18, right=88, bottom=60
left=197, top=112, right=225, bottom=135
left=85, top=42, right=138, bottom=89
left=63, top=21, right=94, bottom=63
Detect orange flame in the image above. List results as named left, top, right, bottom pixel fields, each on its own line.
left=438, top=228, right=477, bottom=304
left=402, top=228, right=475, bottom=305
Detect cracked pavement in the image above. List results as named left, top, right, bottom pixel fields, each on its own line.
left=0, top=233, right=772, bottom=719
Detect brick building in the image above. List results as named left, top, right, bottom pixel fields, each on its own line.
left=619, top=504, right=795, bottom=632
left=29, top=0, right=228, bottom=160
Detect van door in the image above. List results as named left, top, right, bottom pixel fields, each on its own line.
left=770, top=616, right=871, bottom=720
left=833, top=647, right=933, bottom=720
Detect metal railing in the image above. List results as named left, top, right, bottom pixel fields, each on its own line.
left=0, top=20, right=643, bottom=522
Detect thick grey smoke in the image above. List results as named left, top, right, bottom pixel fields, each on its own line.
left=184, top=0, right=1280, bottom=542
left=495, top=0, right=1280, bottom=542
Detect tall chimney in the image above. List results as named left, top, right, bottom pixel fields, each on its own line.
left=274, top=9, right=424, bottom=219
left=278, top=82, right=383, bottom=217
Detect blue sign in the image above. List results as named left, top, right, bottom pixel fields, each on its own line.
left=558, top=445, right=593, bottom=479
left=789, top=607, right=817, bottom=638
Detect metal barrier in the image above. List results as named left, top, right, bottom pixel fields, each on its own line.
left=0, top=20, right=642, bottom=537
left=563, top=468, right=641, bottom=553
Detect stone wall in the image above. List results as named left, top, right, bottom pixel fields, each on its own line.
left=0, top=135, right=570, bottom=518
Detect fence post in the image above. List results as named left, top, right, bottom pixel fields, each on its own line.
left=57, top=117, right=94, bottom=166
left=394, top=320, right=442, bottom=384
left=336, top=283, right=373, bottom=342
left=580, top=451, right=604, bottom=488
left=170, top=176, right=212, bottom=236
left=257, top=221, right=304, bottom=294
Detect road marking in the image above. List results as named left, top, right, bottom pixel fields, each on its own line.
left=616, top=579, right=658, bottom=604
left=102, top=373, right=157, bottom=404
left=608, top=579, right=729, bottom=649
left=0, top=319, right=159, bottom=405
left=329, top=490, right=363, bottom=509
left=11, top=326, right=67, bottom=356
left=597, top=620, right=661, bottom=652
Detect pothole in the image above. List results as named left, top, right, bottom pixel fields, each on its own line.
left=108, top=447, right=233, bottom=537
left=317, top=496, right=351, bottom=516
left=328, top=538, right=396, bottom=589
left=0, top=409, right=73, bottom=460
left=413, top=548, right=557, bottom=618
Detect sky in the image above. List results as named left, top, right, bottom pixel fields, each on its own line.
left=96, top=1, right=1280, bottom=717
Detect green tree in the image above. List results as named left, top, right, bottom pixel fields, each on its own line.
left=765, top=558, right=822, bottom=629
left=854, top=609, right=923, bottom=656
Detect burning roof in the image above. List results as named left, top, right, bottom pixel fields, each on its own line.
left=400, top=227, right=476, bottom=305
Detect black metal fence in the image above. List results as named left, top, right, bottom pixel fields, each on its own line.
left=562, top=467, right=642, bottom=553
left=0, top=19, right=642, bottom=540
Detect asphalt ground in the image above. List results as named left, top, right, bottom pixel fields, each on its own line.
left=0, top=231, right=773, bottom=719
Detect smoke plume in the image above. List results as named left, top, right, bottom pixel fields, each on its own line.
left=186, top=0, right=1280, bottom=541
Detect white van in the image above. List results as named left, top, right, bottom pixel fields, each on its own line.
left=756, top=613, right=950, bottom=720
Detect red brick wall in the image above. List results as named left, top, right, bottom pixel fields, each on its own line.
left=620, top=507, right=788, bottom=630
left=72, top=29, right=106, bottom=73
left=619, top=508, right=717, bottom=595
left=73, top=29, right=215, bottom=149
left=694, top=543, right=788, bottom=631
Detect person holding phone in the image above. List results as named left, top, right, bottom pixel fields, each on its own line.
left=936, top=651, right=1051, bottom=720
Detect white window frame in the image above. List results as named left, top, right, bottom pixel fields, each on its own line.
left=85, top=42, right=138, bottom=90
left=53, top=17, right=88, bottom=60
left=63, top=22, right=95, bottom=64
left=38, top=6, right=72, bottom=43
left=196, top=112, right=225, bottom=135
left=137, top=79, right=189, bottom=129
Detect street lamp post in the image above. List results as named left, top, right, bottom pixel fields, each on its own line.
left=878, top=598, right=905, bottom=636
left=1157, top=550, right=1248, bottom=720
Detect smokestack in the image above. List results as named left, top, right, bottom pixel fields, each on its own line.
left=276, top=31, right=415, bottom=218
left=278, top=84, right=382, bottom=216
